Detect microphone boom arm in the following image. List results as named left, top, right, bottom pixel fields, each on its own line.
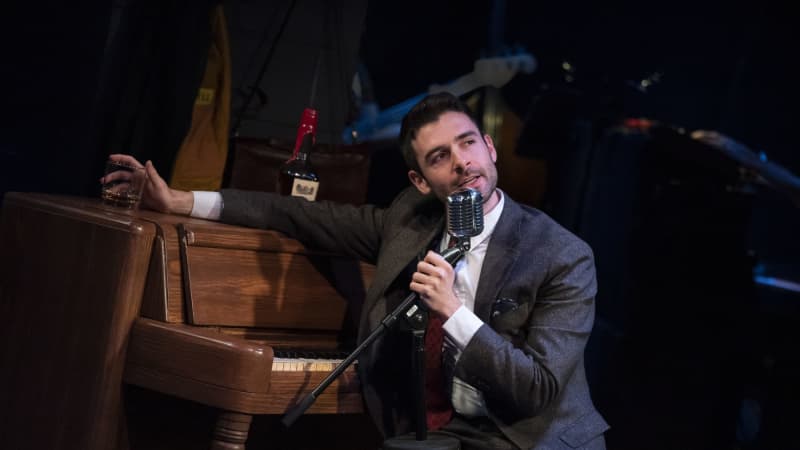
left=284, top=189, right=481, bottom=428
left=281, top=246, right=468, bottom=428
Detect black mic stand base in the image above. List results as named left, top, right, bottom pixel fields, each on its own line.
left=382, top=434, right=461, bottom=450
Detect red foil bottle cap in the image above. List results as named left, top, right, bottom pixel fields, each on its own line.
left=293, top=108, right=319, bottom=152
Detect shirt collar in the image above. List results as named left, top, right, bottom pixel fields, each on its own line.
left=471, top=189, right=504, bottom=248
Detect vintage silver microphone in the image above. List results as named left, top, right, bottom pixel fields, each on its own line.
left=441, top=188, right=484, bottom=266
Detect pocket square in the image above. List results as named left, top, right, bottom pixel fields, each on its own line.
left=491, top=297, right=519, bottom=318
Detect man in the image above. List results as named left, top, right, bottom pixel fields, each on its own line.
left=108, top=93, right=608, bottom=449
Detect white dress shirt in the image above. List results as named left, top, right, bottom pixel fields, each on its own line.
left=439, top=191, right=504, bottom=417
left=190, top=191, right=224, bottom=220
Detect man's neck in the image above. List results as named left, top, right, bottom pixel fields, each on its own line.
left=482, top=189, right=501, bottom=216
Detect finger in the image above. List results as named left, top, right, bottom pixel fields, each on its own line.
left=101, top=171, right=134, bottom=184
left=419, top=252, right=449, bottom=269
left=108, top=154, right=145, bottom=168
left=411, top=272, right=433, bottom=285
left=416, top=260, right=436, bottom=275
left=409, top=280, right=431, bottom=298
left=423, top=250, right=448, bottom=266
left=144, top=160, right=159, bottom=182
left=144, top=160, right=168, bottom=188
left=420, top=259, right=451, bottom=281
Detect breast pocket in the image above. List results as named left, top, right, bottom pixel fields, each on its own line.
left=488, top=297, right=530, bottom=341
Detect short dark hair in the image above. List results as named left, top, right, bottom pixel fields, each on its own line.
left=398, top=92, right=481, bottom=173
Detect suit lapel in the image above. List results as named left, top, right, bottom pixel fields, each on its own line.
left=474, top=196, right=524, bottom=322
left=364, top=192, right=527, bottom=325
left=365, top=200, right=443, bottom=325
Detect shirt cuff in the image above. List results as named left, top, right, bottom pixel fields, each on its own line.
left=190, top=191, right=223, bottom=220
left=442, top=304, right=483, bottom=350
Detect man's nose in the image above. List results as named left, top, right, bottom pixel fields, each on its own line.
left=452, top=149, right=470, bottom=173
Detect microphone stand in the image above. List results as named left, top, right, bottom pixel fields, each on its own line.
left=282, top=240, right=469, bottom=450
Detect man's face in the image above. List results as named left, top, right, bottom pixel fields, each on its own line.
left=407, top=111, right=500, bottom=214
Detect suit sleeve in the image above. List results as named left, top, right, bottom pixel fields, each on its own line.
left=218, top=189, right=386, bottom=264
left=455, top=239, right=597, bottom=421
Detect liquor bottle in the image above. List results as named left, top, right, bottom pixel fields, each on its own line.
left=278, top=107, right=320, bottom=201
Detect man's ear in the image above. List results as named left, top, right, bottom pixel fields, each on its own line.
left=407, top=170, right=431, bottom=195
left=484, top=133, right=498, bottom=163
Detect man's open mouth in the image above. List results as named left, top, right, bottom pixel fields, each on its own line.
left=458, top=175, right=479, bottom=188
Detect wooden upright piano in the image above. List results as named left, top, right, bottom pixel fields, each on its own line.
left=0, top=192, right=382, bottom=450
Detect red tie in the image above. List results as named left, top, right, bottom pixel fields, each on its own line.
left=424, top=236, right=456, bottom=430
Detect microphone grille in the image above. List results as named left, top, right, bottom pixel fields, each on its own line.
left=446, top=188, right=484, bottom=239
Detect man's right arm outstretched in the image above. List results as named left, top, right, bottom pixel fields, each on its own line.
left=104, top=154, right=388, bottom=264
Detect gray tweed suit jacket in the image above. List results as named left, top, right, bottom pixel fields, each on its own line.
left=220, top=187, right=609, bottom=449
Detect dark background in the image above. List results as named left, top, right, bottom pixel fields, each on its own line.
left=2, top=1, right=799, bottom=449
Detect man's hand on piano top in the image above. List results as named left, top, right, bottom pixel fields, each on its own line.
left=104, top=154, right=194, bottom=216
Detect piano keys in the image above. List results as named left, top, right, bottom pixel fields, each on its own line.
left=272, top=350, right=351, bottom=372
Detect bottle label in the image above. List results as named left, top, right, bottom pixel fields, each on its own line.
left=291, top=178, right=319, bottom=201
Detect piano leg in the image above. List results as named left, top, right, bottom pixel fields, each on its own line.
left=211, top=411, right=253, bottom=450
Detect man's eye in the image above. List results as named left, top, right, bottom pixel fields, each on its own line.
left=464, top=139, right=476, bottom=145
left=430, top=151, right=447, bottom=164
